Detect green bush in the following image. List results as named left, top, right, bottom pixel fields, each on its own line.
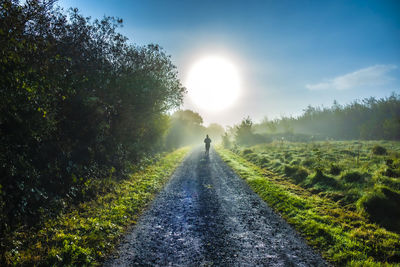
left=358, top=186, right=400, bottom=232
left=372, top=145, right=387, bottom=155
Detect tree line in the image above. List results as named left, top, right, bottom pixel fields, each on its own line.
left=0, top=0, right=187, bottom=236
left=231, top=94, right=400, bottom=146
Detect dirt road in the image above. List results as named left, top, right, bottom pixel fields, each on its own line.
left=105, top=148, right=327, bottom=266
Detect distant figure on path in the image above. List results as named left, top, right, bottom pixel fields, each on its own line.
left=204, top=134, right=212, bottom=155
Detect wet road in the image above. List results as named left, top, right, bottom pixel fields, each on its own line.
left=104, top=148, right=327, bottom=266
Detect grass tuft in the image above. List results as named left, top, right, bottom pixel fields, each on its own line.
left=358, top=186, right=400, bottom=233
left=216, top=146, right=400, bottom=266
left=372, top=145, right=387, bottom=155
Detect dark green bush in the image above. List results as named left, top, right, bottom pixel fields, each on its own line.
left=358, top=186, right=400, bottom=232
left=372, top=145, right=387, bottom=155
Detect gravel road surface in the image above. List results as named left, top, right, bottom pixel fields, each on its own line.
left=105, top=148, right=327, bottom=266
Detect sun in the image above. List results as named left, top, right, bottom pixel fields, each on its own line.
left=186, top=56, right=240, bottom=111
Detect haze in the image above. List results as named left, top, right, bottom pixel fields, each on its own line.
left=58, top=0, right=400, bottom=126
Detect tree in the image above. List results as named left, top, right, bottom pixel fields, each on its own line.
left=0, top=0, right=185, bottom=235
left=165, top=110, right=205, bottom=149
left=206, top=123, right=225, bottom=143
left=235, top=117, right=254, bottom=145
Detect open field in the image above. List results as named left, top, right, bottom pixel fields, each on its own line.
left=216, top=141, right=400, bottom=266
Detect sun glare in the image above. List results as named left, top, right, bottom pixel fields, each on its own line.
left=186, top=56, right=240, bottom=111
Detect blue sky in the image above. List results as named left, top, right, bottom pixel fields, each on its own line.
left=58, top=0, right=400, bottom=126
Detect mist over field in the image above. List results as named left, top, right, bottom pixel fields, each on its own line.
left=1, top=0, right=399, bottom=266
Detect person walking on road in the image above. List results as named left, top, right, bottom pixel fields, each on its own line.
left=204, top=134, right=212, bottom=155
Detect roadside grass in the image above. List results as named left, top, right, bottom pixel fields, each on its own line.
left=233, top=141, right=400, bottom=232
left=216, top=146, right=400, bottom=266
left=3, top=147, right=190, bottom=266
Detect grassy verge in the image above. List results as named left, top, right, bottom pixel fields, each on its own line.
left=4, top=147, right=190, bottom=266
left=216, top=146, right=400, bottom=266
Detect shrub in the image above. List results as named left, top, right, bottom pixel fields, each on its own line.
left=358, top=186, right=400, bottom=232
left=372, top=145, right=387, bottom=155
left=221, top=133, right=231, bottom=148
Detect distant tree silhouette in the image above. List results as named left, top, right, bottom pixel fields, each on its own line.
left=254, top=94, right=400, bottom=140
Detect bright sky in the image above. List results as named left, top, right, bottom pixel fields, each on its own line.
left=58, top=0, right=400, bottom=127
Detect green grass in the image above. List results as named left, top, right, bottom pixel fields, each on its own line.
left=3, top=147, right=190, bottom=266
left=216, top=145, right=400, bottom=266
left=232, top=141, right=400, bottom=229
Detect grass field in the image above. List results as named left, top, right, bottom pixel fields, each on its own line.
left=216, top=141, right=400, bottom=266
left=3, top=147, right=190, bottom=266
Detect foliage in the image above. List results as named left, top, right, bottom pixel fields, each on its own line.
left=234, top=117, right=270, bottom=146
left=165, top=110, right=224, bottom=149
left=254, top=95, right=400, bottom=140
left=165, top=109, right=205, bottom=149
left=216, top=146, right=400, bottom=266
left=206, top=123, right=225, bottom=143
left=221, top=132, right=231, bottom=148
left=0, top=0, right=185, bottom=245
left=2, top=147, right=189, bottom=266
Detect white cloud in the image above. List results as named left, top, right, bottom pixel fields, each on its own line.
left=306, top=64, right=398, bottom=90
